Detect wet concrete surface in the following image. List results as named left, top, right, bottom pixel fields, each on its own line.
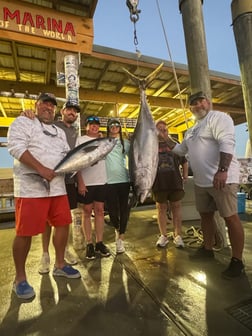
left=0, top=205, right=252, bottom=336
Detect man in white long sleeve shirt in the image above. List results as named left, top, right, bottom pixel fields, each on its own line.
left=165, top=91, right=244, bottom=279
left=8, top=93, right=80, bottom=300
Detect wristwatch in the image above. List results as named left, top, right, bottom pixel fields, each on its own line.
left=218, top=167, right=228, bottom=172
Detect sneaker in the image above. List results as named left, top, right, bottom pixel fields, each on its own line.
left=190, top=246, right=214, bottom=260
left=64, top=249, right=78, bottom=265
left=53, top=265, right=81, bottom=279
left=116, top=239, right=125, bottom=254
left=86, top=243, right=96, bottom=260
left=38, top=252, right=50, bottom=274
left=156, top=235, right=169, bottom=248
left=222, top=257, right=245, bottom=279
left=174, top=235, right=184, bottom=248
left=95, top=242, right=111, bottom=257
left=13, top=280, right=35, bottom=299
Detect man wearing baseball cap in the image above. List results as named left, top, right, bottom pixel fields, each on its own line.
left=38, top=100, right=81, bottom=274
left=188, top=91, right=208, bottom=105
left=37, top=92, right=57, bottom=106
left=20, top=98, right=82, bottom=273
left=8, top=94, right=81, bottom=299
left=165, top=90, right=245, bottom=279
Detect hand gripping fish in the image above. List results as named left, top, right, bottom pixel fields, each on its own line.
left=123, top=63, right=163, bottom=203
left=27, top=137, right=117, bottom=192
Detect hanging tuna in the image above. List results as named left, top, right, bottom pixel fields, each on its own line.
left=123, top=63, right=163, bottom=203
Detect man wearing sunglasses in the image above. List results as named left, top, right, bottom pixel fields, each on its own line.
left=76, top=116, right=111, bottom=260
left=20, top=100, right=82, bottom=273
left=7, top=93, right=81, bottom=300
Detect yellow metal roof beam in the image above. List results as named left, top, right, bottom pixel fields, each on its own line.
left=0, top=117, right=15, bottom=127
left=0, top=102, right=7, bottom=117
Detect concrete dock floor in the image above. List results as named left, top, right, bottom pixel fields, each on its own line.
left=0, top=205, right=252, bottom=336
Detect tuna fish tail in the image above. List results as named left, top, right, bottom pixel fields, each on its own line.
left=24, top=173, right=50, bottom=192
left=123, top=63, right=163, bottom=89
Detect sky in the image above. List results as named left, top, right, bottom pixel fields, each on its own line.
left=0, top=0, right=248, bottom=168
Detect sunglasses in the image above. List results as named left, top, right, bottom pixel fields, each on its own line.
left=86, top=116, right=100, bottom=124
left=40, top=122, right=58, bottom=137
left=109, top=123, right=120, bottom=128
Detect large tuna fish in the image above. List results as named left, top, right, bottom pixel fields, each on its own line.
left=54, top=137, right=117, bottom=174
left=25, top=136, right=117, bottom=192
left=124, top=64, right=163, bottom=203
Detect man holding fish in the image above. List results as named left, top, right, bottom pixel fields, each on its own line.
left=20, top=100, right=81, bottom=273
left=8, top=93, right=81, bottom=300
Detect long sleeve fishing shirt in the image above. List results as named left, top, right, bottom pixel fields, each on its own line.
left=7, top=116, right=70, bottom=197
left=172, top=110, right=240, bottom=187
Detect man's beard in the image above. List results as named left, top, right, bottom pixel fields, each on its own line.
left=194, top=108, right=208, bottom=120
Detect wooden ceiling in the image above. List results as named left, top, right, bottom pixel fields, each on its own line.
left=0, top=0, right=246, bottom=137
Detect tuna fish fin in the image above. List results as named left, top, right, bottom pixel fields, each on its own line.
left=81, top=145, right=98, bottom=153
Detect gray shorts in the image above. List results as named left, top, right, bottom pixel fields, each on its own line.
left=194, top=184, right=239, bottom=218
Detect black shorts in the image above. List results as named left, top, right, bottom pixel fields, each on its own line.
left=77, top=184, right=107, bottom=205
left=65, top=183, right=78, bottom=209
left=152, top=189, right=185, bottom=203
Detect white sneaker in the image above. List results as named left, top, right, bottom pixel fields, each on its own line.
left=38, top=252, right=50, bottom=274
left=116, top=239, right=125, bottom=254
left=64, top=249, right=78, bottom=265
left=174, top=235, right=184, bottom=248
left=156, top=235, right=169, bottom=247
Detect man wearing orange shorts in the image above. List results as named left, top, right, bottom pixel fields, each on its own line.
left=7, top=93, right=81, bottom=300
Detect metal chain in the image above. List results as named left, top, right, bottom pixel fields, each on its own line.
left=133, top=21, right=141, bottom=59
left=133, top=21, right=138, bottom=47
left=126, top=1, right=141, bottom=59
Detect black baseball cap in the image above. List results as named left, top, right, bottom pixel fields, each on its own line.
left=189, top=91, right=208, bottom=105
left=37, top=93, right=57, bottom=106
left=62, top=101, right=80, bottom=113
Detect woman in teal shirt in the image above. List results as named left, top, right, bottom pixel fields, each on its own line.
left=105, top=118, right=131, bottom=254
